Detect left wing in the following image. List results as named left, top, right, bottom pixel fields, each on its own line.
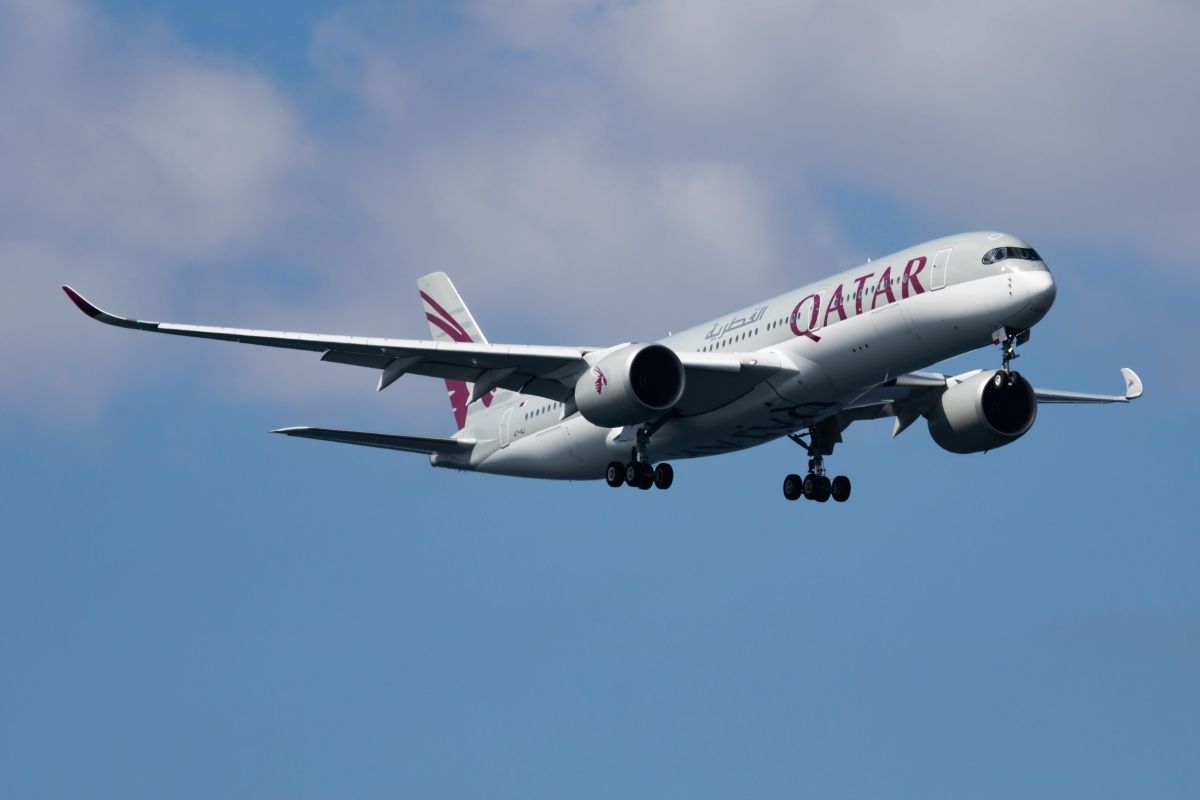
left=1033, top=367, right=1143, bottom=404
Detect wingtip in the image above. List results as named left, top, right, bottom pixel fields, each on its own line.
left=1120, top=368, right=1143, bottom=400
left=273, top=427, right=315, bottom=436
left=62, top=285, right=102, bottom=318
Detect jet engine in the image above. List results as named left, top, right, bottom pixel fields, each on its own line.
left=575, top=343, right=685, bottom=428
left=925, top=370, right=1037, bottom=454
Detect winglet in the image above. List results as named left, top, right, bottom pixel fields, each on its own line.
left=1120, top=368, right=1143, bottom=400
left=62, top=285, right=102, bottom=318
left=61, top=285, right=148, bottom=330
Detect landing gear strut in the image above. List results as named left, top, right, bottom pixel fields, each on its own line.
left=783, top=420, right=851, bottom=503
left=993, top=326, right=1032, bottom=379
left=605, top=420, right=675, bottom=491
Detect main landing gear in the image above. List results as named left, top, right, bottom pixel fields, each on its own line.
left=782, top=457, right=851, bottom=503
left=782, top=422, right=851, bottom=503
left=605, top=422, right=674, bottom=490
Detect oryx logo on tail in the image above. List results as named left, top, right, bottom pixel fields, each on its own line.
left=418, top=276, right=495, bottom=430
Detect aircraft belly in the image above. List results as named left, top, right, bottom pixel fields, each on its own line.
left=651, top=384, right=807, bottom=460
left=476, top=425, right=576, bottom=479
left=475, top=417, right=613, bottom=480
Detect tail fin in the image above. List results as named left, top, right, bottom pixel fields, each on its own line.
left=417, top=272, right=507, bottom=429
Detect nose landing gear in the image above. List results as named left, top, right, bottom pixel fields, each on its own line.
left=994, top=327, right=1030, bottom=374
left=783, top=422, right=851, bottom=503
left=991, top=327, right=1031, bottom=390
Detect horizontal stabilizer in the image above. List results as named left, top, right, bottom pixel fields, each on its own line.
left=273, top=427, right=475, bottom=454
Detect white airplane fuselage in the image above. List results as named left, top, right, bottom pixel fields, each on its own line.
left=443, top=232, right=1058, bottom=480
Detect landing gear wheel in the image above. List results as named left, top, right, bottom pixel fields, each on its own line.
left=626, top=461, right=653, bottom=489
left=993, top=371, right=1006, bottom=389
left=1006, top=370, right=1020, bottom=387
left=783, top=473, right=803, bottom=501
left=802, top=473, right=819, bottom=500
left=830, top=475, right=852, bottom=503
left=653, top=463, right=674, bottom=490
left=605, top=461, right=625, bottom=488
left=801, top=474, right=833, bottom=502
left=812, top=475, right=832, bottom=503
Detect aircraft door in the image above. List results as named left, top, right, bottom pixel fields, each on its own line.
left=560, top=420, right=584, bottom=463
left=930, top=248, right=952, bottom=290
left=870, top=299, right=916, bottom=381
left=499, top=407, right=514, bottom=447
left=813, top=287, right=828, bottom=335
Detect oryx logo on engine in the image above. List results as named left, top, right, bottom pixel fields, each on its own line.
left=593, top=367, right=607, bottom=394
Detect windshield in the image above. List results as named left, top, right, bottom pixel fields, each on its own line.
left=982, top=246, right=1042, bottom=265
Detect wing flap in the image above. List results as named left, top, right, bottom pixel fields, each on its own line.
left=321, top=350, right=394, bottom=369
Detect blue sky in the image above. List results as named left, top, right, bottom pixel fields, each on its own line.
left=2, top=1, right=1197, bottom=797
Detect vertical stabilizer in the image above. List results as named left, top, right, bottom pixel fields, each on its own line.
left=417, top=272, right=507, bottom=429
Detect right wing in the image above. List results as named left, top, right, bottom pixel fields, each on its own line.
left=63, top=285, right=592, bottom=402
left=63, top=286, right=796, bottom=412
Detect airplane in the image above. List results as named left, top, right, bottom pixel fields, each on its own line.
left=62, top=231, right=1142, bottom=503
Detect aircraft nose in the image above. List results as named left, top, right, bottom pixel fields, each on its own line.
left=1004, top=267, right=1057, bottom=330
left=1023, top=268, right=1056, bottom=313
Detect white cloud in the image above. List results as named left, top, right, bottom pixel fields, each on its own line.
left=111, top=65, right=306, bottom=252
left=453, top=0, right=1198, bottom=393
left=0, top=1, right=306, bottom=258
left=0, top=0, right=308, bottom=422
left=4, top=0, right=1195, bottom=425
left=465, top=0, right=1200, bottom=272
left=394, top=135, right=784, bottom=339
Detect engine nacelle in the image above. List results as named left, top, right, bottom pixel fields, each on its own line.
left=925, top=370, right=1037, bottom=454
left=575, top=343, right=685, bottom=428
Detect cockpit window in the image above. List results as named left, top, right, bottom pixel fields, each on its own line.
left=982, top=246, right=1042, bottom=265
